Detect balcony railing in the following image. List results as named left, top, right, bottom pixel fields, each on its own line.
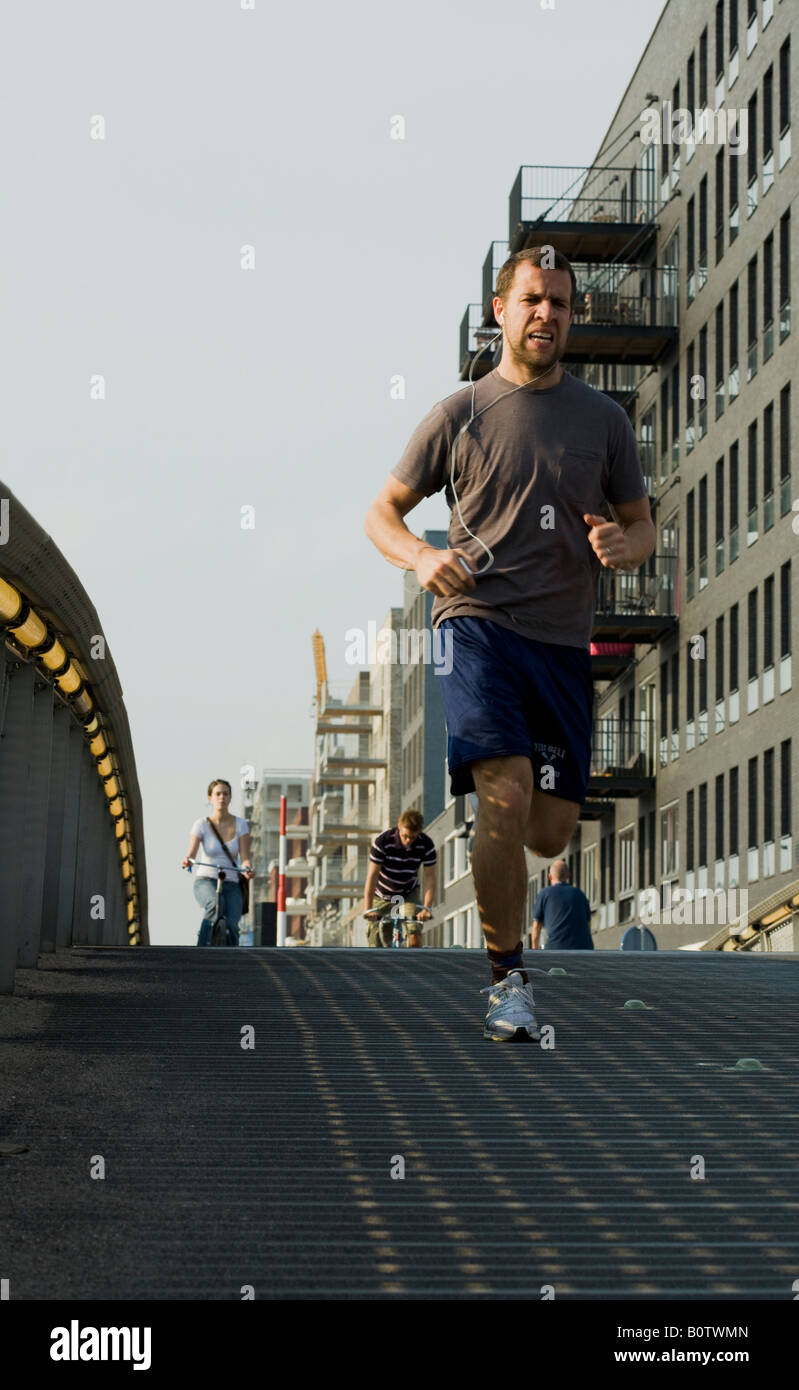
left=509, top=164, right=657, bottom=233
left=594, top=555, right=678, bottom=620
left=591, top=717, right=655, bottom=781
left=572, top=267, right=679, bottom=329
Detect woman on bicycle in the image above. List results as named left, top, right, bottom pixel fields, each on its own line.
left=182, top=778, right=255, bottom=947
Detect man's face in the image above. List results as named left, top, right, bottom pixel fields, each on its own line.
left=495, top=263, right=574, bottom=370
left=398, top=825, right=417, bottom=848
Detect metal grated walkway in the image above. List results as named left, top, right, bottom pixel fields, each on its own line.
left=2, top=946, right=799, bottom=1300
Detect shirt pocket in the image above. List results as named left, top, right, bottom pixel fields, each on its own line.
left=554, top=447, right=605, bottom=511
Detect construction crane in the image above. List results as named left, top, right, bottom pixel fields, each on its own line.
left=312, top=629, right=327, bottom=713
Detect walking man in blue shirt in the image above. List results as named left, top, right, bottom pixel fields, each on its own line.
left=531, top=860, right=594, bottom=951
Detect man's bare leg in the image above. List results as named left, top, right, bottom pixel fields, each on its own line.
left=471, top=756, right=581, bottom=953
left=470, top=756, right=534, bottom=954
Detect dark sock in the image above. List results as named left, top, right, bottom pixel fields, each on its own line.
left=487, top=941, right=528, bottom=986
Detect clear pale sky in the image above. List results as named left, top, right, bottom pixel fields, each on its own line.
left=1, top=0, right=666, bottom=943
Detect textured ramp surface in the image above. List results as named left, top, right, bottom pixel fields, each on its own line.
left=1, top=947, right=799, bottom=1300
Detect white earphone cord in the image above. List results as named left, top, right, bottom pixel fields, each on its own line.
left=451, top=327, right=560, bottom=576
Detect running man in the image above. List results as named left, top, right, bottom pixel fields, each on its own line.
left=364, top=809, right=436, bottom=947
left=364, top=245, right=654, bottom=1037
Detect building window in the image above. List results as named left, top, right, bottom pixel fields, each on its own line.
left=748, top=756, right=758, bottom=881
left=763, top=401, right=774, bottom=529
left=686, top=788, right=695, bottom=873
left=699, top=476, right=708, bottom=590
left=729, top=440, right=739, bottom=561
left=661, top=802, right=680, bottom=878
left=698, top=627, right=709, bottom=741
left=671, top=364, right=680, bottom=468
left=699, top=782, right=708, bottom=872
left=779, top=383, right=791, bottom=514
left=715, top=773, right=725, bottom=865
left=700, top=26, right=708, bottom=107
left=686, top=342, right=695, bottom=452
left=715, top=301, right=725, bottom=418
left=686, top=488, right=695, bottom=597
left=583, top=844, right=597, bottom=907
left=779, top=38, right=791, bottom=170
left=686, top=637, right=695, bottom=745
left=763, top=232, right=774, bottom=359
left=747, top=254, right=758, bottom=379
left=780, top=740, right=792, bottom=871
left=698, top=176, right=708, bottom=287
left=747, top=419, right=758, bottom=545
left=717, top=617, right=728, bottom=717
left=764, top=574, right=775, bottom=688
left=747, top=587, right=759, bottom=713
left=729, top=601, right=739, bottom=703
left=715, top=150, right=725, bottom=264
left=619, top=826, right=635, bottom=896
left=715, top=456, right=725, bottom=575
left=698, top=325, right=708, bottom=437
left=779, top=210, right=791, bottom=342
left=746, top=0, right=757, bottom=57
left=746, top=92, right=758, bottom=217
left=763, top=64, right=774, bottom=194
left=729, top=0, right=739, bottom=83
left=670, top=650, right=680, bottom=759
left=729, top=143, right=739, bottom=242
left=764, top=746, right=775, bottom=875
left=780, top=560, right=792, bottom=694
left=728, top=280, right=739, bottom=400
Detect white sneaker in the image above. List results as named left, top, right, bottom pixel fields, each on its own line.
left=481, top=971, right=541, bottom=1042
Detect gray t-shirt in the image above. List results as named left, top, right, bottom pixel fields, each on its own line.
left=391, top=368, right=648, bottom=649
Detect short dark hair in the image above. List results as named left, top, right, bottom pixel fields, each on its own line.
left=208, top=778, right=232, bottom=797
left=398, top=808, right=424, bottom=835
left=495, top=246, right=577, bottom=311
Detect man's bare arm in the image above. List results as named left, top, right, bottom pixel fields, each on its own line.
left=363, top=861, right=381, bottom=912
left=364, top=475, right=476, bottom=597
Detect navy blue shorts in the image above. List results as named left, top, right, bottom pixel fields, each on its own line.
left=436, top=616, right=594, bottom=803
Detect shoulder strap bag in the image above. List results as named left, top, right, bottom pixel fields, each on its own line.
left=206, top=818, right=250, bottom=915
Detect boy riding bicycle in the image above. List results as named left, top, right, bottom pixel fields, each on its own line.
left=364, top=809, right=436, bottom=947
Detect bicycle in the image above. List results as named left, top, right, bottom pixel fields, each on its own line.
left=363, top=901, right=433, bottom=948
left=183, top=857, right=244, bottom=947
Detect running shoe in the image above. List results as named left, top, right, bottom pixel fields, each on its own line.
left=480, top=971, right=541, bottom=1042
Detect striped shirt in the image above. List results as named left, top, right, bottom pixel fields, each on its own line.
left=369, top=827, right=437, bottom=900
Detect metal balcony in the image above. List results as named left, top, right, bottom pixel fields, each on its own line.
left=586, top=717, right=655, bottom=797
left=592, top=555, right=678, bottom=643
left=508, top=165, right=658, bottom=262
left=566, top=269, right=678, bottom=364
